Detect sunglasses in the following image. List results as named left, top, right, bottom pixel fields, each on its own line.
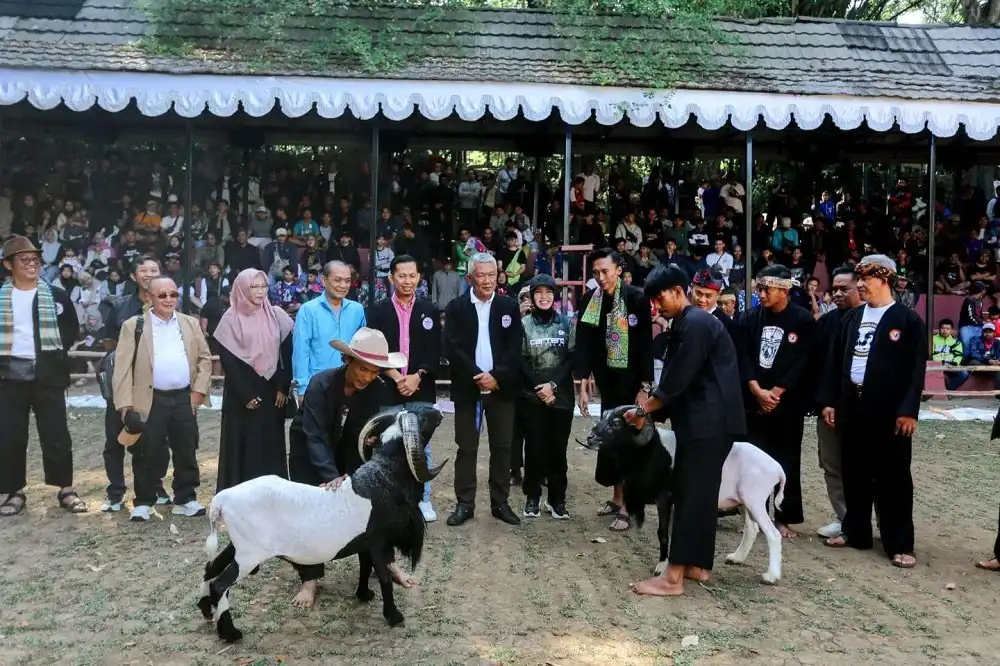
left=155, top=291, right=180, bottom=300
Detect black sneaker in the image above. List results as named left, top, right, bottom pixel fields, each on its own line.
left=523, top=498, right=540, bottom=517
left=545, top=502, right=570, bottom=520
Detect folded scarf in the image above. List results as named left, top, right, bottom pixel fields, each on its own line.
left=580, top=279, right=628, bottom=369
left=0, top=279, right=63, bottom=355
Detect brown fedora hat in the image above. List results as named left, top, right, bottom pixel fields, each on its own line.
left=2, top=235, right=40, bottom=260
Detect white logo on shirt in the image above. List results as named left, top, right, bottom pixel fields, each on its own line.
left=758, top=326, right=784, bottom=370
left=854, top=322, right=877, bottom=359
left=422, top=316, right=433, bottom=331
left=501, top=314, right=512, bottom=328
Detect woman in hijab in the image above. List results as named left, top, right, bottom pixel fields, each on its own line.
left=71, top=271, right=102, bottom=323
left=40, top=227, right=62, bottom=282
left=519, top=274, right=576, bottom=520
left=214, top=268, right=295, bottom=491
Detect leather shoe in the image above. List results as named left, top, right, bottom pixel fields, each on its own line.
left=491, top=502, right=521, bottom=525
left=446, top=504, right=475, bottom=526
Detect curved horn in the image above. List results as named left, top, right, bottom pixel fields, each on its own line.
left=607, top=404, right=656, bottom=447
left=357, top=407, right=404, bottom=463
left=400, top=411, right=448, bottom=483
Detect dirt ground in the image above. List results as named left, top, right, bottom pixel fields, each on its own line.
left=2, top=411, right=1000, bottom=666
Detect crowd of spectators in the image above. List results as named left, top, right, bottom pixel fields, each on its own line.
left=1, top=148, right=998, bottom=373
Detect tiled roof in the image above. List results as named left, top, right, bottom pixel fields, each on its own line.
left=1, top=0, right=999, bottom=102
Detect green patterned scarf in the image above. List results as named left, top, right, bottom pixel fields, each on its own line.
left=580, top=279, right=629, bottom=369
left=0, top=279, right=64, bottom=355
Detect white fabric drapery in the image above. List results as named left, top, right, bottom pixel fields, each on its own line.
left=1, top=69, right=998, bottom=140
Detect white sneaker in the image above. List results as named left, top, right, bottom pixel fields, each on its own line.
left=155, top=496, right=173, bottom=506
left=817, top=521, right=842, bottom=538
left=100, top=499, right=122, bottom=513
left=130, top=505, right=151, bottom=522
left=171, top=500, right=206, bottom=517
left=418, top=501, right=437, bottom=522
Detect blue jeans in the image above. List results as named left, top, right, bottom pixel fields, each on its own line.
left=944, top=370, right=969, bottom=391
left=423, top=444, right=433, bottom=504
left=960, top=326, right=980, bottom=361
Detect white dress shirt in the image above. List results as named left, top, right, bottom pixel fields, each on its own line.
left=471, top=290, right=495, bottom=376
left=150, top=312, right=191, bottom=390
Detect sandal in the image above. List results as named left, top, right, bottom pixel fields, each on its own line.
left=891, top=553, right=916, bottom=569
left=597, top=501, right=621, bottom=517
left=608, top=512, right=631, bottom=532
left=0, top=491, right=26, bottom=517
left=57, top=490, right=88, bottom=514
left=975, top=559, right=1000, bottom=572
left=824, top=536, right=849, bottom=548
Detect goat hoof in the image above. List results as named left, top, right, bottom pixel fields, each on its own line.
left=250, top=565, right=260, bottom=576
left=356, top=588, right=375, bottom=603
left=724, top=554, right=743, bottom=565
left=653, top=561, right=668, bottom=575
left=385, top=610, right=405, bottom=627
left=216, top=610, right=243, bottom=643
left=760, top=571, right=780, bottom=585
left=196, top=595, right=215, bottom=620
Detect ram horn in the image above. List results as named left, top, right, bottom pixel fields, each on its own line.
left=609, top=404, right=656, bottom=447
left=357, top=407, right=404, bottom=463
left=401, top=410, right=448, bottom=483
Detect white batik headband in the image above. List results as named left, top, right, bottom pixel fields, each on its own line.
left=757, top=275, right=798, bottom=290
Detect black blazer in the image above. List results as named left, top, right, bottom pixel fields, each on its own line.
left=444, top=292, right=523, bottom=404
left=573, top=282, right=653, bottom=385
left=365, top=296, right=440, bottom=404
left=0, top=285, right=77, bottom=387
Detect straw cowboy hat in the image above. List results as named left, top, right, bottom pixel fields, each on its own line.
left=330, top=327, right=407, bottom=369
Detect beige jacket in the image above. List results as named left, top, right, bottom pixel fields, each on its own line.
left=112, top=310, right=212, bottom=420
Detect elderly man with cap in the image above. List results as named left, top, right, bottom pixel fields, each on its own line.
left=0, top=236, right=83, bottom=517
left=287, top=327, right=417, bottom=608
left=819, top=254, right=926, bottom=569
left=738, top=264, right=816, bottom=539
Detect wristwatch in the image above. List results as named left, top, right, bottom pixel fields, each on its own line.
left=641, top=382, right=653, bottom=395
left=635, top=406, right=647, bottom=418
left=417, top=369, right=428, bottom=378
left=548, top=381, right=557, bottom=392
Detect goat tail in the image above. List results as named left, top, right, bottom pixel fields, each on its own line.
left=205, top=499, right=223, bottom=557
left=772, top=470, right=787, bottom=513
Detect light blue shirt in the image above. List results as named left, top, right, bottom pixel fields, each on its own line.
left=292, top=295, right=366, bottom=395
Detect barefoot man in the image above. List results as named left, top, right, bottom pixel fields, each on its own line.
left=622, top=265, right=745, bottom=596
left=287, top=328, right=420, bottom=608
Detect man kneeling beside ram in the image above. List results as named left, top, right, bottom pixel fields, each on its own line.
left=197, top=404, right=446, bottom=643
left=584, top=406, right=786, bottom=588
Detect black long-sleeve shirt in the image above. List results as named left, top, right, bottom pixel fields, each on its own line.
left=958, top=295, right=983, bottom=328
left=739, top=301, right=816, bottom=413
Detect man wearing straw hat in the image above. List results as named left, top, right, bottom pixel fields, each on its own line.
left=0, top=235, right=84, bottom=517
left=286, top=327, right=418, bottom=609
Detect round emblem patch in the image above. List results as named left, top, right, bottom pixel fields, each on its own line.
left=501, top=314, right=512, bottom=329
left=55, top=302, right=64, bottom=316
left=628, top=314, right=638, bottom=327
left=422, top=316, right=433, bottom=331
left=889, top=329, right=901, bottom=342
left=787, top=332, right=798, bottom=344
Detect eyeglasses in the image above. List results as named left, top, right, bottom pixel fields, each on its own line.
left=155, top=291, right=180, bottom=300
left=249, top=284, right=269, bottom=291
left=14, top=255, right=40, bottom=266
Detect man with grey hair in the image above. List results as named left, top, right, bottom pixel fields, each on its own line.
left=443, top=252, right=524, bottom=526
left=818, top=254, right=926, bottom=569
left=291, top=260, right=366, bottom=398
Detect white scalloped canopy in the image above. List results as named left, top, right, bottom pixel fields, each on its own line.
left=1, top=69, right=999, bottom=141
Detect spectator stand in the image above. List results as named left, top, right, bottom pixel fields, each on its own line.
left=1, top=5, right=1000, bottom=379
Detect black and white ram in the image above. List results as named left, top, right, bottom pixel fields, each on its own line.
left=197, top=403, right=446, bottom=642
left=584, top=406, right=786, bottom=584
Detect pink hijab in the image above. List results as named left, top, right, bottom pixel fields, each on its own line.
left=213, top=269, right=294, bottom=379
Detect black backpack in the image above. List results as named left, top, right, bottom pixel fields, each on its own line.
left=95, top=315, right=145, bottom=402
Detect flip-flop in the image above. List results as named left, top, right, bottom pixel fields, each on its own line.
left=0, top=491, right=26, bottom=517
left=824, top=536, right=850, bottom=548
left=975, top=560, right=1000, bottom=572
left=597, top=501, right=621, bottom=517
left=891, top=554, right=916, bottom=569
left=609, top=512, right=631, bottom=532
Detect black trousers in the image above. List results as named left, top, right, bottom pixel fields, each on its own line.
left=132, top=388, right=200, bottom=507
left=994, top=503, right=1000, bottom=561
left=454, top=395, right=515, bottom=509
left=0, top=378, right=74, bottom=494
left=521, top=401, right=574, bottom=505
left=510, top=412, right=524, bottom=475
left=670, top=435, right=732, bottom=570
left=746, top=409, right=805, bottom=525
left=840, top=409, right=915, bottom=556
left=103, top=406, right=168, bottom=502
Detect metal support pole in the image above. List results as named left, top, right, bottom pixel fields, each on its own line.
left=673, top=159, right=680, bottom=216
left=562, top=126, right=572, bottom=306
left=368, top=122, right=380, bottom=300
left=861, top=161, right=870, bottom=199
left=241, top=146, right=250, bottom=221
left=927, top=135, right=937, bottom=349
left=744, top=133, right=754, bottom=312
left=183, top=123, right=195, bottom=314
left=532, top=155, right=541, bottom=234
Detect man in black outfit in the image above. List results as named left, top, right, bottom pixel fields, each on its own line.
left=738, top=264, right=815, bottom=539
left=623, top=265, right=745, bottom=596
left=99, top=257, right=170, bottom=512
left=819, top=255, right=926, bottom=569
left=576, top=248, right=653, bottom=532
left=286, top=328, right=408, bottom=607
left=444, top=252, right=523, bottom=527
